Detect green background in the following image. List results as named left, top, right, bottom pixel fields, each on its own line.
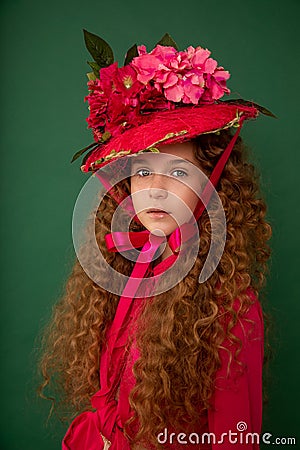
left=1, top=0, right=299, bottom=448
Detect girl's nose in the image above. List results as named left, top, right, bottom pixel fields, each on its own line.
left=148, top=174, right=168, bottom=199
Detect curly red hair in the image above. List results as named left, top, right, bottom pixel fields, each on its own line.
left=38, top=129, right=272, bottom=448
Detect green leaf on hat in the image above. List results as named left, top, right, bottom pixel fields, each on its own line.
left=87, top=61, right=101, bottom=78
left=156, top=33, right=179, bottom=50
left=223, top=99, right=277, bottom=118
left=82, top=148, right=97, bottom=165
left=124, top=43, right=139, bottom=65
left=83, top=29, right=114, bottom=68
left=71, top=142, right=99, bottom=163
left=250, top=102, right=277, bottom=118
left=87, top=71, right=97, bottom=81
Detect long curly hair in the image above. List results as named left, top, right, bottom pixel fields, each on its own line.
left=38, top=129, right=272, bottom=448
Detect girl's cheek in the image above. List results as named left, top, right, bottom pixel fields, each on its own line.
left=130, top=176, right=147, bottom=193
left=130, top=180, right=137, bottom=195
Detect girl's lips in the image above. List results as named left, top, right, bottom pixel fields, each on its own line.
left=146, top=209, right=170, bottom=219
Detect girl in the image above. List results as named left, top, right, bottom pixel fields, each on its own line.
left=39, top=31, right=273, bottom=449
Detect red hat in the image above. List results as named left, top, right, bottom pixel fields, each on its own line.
left=71, top=31, right=274, bottom=173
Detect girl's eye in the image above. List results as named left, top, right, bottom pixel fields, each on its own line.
left=135, top=168, right=152, bottom=177
left=171, top=169, right=188, bottom=177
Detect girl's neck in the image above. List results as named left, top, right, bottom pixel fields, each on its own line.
left=161, top=242, right=173, bottom=260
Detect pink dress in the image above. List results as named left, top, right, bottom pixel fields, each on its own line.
left=62, top=287, right=264, bottom=450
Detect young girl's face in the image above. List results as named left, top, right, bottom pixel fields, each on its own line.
left=130, top=141, right=204, bottom=236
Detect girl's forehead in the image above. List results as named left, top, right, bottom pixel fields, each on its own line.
left=159, top=141, right=197, bottom=161
left=132, top=141, right=200, bottom=167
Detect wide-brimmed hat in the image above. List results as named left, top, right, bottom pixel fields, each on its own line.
left=71, top=31, right=274, bottom=173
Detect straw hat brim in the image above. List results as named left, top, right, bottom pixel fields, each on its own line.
left=82, top=103, right=258, bottom=172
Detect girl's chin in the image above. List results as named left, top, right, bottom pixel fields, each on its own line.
left=139, top=217, right=179, bottom=237
left=149, top=227, right=175, bottom=237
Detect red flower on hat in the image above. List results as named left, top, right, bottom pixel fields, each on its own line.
left=85, top=63, right=145, bottom=141
left=113, top=65, right=143, bottom=104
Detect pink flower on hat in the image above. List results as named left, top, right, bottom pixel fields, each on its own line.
left=132, top=44, right=230, bottom=105
left=132, top=54, right=160, bottom=84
